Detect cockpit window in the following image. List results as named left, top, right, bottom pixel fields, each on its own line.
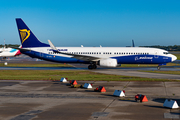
left=163, top=52, right=169, bottom=55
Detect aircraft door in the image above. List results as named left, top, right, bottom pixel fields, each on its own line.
left=39, top=49, right=44, bottom=58
left=154, top=50, right=159, bottom=58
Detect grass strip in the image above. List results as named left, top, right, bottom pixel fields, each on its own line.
left=0, top=63, right=72, bottom=67
left=120, top=63, right=180, bottom=67
left=0, top=70, right=177, bottom=81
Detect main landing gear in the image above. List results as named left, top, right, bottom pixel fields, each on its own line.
left=88, top=63, right=97, bottom=70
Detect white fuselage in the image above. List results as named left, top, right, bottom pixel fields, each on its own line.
left=22, top=46, right=177, bottom=65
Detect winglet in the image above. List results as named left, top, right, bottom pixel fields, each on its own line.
left=48, top=40, right=58, bottom=51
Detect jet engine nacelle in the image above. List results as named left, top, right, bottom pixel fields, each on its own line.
left=99, top=58, right=118, bottom=67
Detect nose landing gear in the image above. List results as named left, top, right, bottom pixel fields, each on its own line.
left=157, top=66, right=160, bottom=70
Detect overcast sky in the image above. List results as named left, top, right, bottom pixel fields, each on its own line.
left=0, top=0, right=180, bottom=47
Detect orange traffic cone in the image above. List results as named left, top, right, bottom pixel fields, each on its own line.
left=140, top=95, right=148, bottom=102
left=72, top=80, right=77, bottom=85
left=100, top=87, right=106, bottom=92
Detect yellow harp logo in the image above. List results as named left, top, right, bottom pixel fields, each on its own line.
left=19, top=29, right=30, bottom=43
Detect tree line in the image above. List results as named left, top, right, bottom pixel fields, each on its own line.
left=140, top=45, right=180, bottom=51
left=0, top=44, right=20, bottom=48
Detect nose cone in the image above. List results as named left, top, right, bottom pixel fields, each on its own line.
left=171, top=55, right=177, bottom=62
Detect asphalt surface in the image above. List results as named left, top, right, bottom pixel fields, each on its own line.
left=0, top=80, right=179, bottom=120
left=1, top=59, right=180, bottom=119
left=94, top=69, right=180, bottom=80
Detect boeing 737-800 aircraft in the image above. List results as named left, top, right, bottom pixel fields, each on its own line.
left=14, top=18, right=177, bottom=69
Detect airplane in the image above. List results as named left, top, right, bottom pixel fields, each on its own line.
left=14, top=18, right=177, bottom=70
left=0, top=46, right=21, bottom=59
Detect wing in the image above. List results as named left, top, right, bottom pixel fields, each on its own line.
left=10, top=47, right=31, bottom=52
left=48, top=40, right=100, bottom=62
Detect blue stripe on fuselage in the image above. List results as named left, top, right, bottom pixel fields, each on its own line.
left=112, top=55, right=171, bottom=64
left=21, top=50, right=171, bottom=64
left=21, top=50, right=89, bottom=63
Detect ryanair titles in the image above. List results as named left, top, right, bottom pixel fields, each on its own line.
left=48, top=49, right=68, bottom=51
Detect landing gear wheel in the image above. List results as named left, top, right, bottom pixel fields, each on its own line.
left=92, top=64, right=97, bottom=69
left=157, top=66, right=160, bottom=70
left=88, top=64, right=97, bottom=70
left=88, top=65, right=93, bottom=69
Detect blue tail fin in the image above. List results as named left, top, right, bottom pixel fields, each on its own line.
left=16, top=18, right=50, bottom=48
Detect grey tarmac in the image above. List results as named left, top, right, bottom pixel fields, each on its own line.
left=0, top=80, right=179, bottom=120
left=93, top=69, right=180, bottom=80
